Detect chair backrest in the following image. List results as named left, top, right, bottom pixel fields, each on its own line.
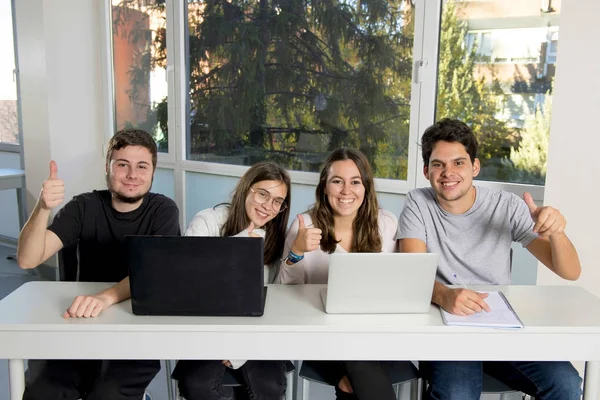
left=58, top=243, right=79, bottom=282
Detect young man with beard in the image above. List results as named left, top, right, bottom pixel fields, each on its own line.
left=398, top=118, right=582, bottom=399
left=17, top=129, right=180, bottom=400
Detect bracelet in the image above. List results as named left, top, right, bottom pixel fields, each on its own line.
left=286, top=250, right=304, bottom=264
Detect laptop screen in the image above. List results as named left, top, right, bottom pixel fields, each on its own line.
left=126, top=236, right=266, bottom=316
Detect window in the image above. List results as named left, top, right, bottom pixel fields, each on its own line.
left=109, top=0, right=559, bottom=197
left=546, top=30, right=558, bottom=64
left=184, top=0, right=416, bottom=180
left=0, top=0, right=19, bottom=146
left=112, top=0, right=168, bottom=152
left=437, top=0, right=559, bottom=185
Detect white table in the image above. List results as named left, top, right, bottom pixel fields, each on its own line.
left=1, top=282, right=600, bottom=399
left=0, top=168, right=26, bottom=229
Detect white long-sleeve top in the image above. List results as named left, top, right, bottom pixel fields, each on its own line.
left=276, top=209, right=399, bottom=284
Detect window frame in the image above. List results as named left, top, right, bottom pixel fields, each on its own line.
left=106, top=0, right=549, bottom=227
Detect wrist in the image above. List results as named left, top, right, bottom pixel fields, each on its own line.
left=431, top=282, right=448, bottom=307
left=35, top=198, right=52, bottom=213
left=290, top=245, right=304, bottom=256
left=96, top=290, right=118, bottom=308
left=548, top=231, right=566, bottom=241
left=285, top=250, right=304, bottom=264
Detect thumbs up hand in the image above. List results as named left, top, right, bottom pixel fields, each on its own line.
left=523, top=192, right=566, bottom=238
left=246, top=221, right=263, bottom=238
left=40, top=160, right=65, bottom=210
left=291, top=214, right=322, bottom=255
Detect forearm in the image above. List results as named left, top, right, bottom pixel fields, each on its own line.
left=95, top=277, right=131, bottom=307
left=431, top=281, right=448, bottom=307
left=549, top=233, right=581, bottom=280
left=17, top=200, right=52, bottom=269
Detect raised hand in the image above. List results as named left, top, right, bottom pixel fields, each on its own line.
left=247, top=221, right=262, bottom=238
left=41, top=160, right=65, bottom=210
left=523, top=192, right=566, bottom=238
left=291, top=214, right=322, bottom=255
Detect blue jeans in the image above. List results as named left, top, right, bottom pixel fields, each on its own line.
left=420, top=361, right=582, bottom=400
left=173, top=360, right=287, bottom=400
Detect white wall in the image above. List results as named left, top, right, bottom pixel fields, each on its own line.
left=536, top=0, right=600, bottom=296
left=14, top=0, right=106, bottom=219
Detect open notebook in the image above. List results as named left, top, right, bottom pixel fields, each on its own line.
left=440, top=291, right=524, bottom=329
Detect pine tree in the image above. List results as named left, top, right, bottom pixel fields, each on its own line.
left=183, top=0, right=414, bottom=178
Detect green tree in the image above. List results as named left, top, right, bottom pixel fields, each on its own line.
left=183, top=0, right=415, bottom=178
left=436, top=1, right=513, bottom=179
left=509, top=91, right=551, bottom=185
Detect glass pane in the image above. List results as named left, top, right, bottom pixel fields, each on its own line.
left=186, top=0, right=415, bottom=180
left=112, top=0, right=168, bottom=152
left=0, top=0, right=19, bottom=145
left=436, top=0, right=559, bottom=185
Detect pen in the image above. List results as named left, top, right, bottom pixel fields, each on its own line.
left=453, top=273, right=470, bottom=291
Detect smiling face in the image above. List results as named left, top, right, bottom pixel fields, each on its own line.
left=106, top=145, right=154, bottom=209
left=244, top=180, right=288, bottom=229
left=424, top=140, right=480, bottom=213
left=324, top=159, right=366, bottom=219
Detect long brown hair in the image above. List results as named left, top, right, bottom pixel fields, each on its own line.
left=310, top=148, right=381, bottom=253
left=221, top=162, right=291, bottom=265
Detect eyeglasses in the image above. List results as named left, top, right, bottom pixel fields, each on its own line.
left=249, top=187, right=287, bottom=212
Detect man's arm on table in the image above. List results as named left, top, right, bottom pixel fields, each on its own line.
left=66, top=203, right=180, bottom=318
left=399, top=238, right=490, bottom=316
left=64, top=277, right=131, bottom=318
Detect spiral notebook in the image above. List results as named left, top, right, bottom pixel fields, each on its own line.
left=440, top=291, right=524, bottom=329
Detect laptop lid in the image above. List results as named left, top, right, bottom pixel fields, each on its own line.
left=126, top=236, right=266, bottom=316
left=322, top=253, right=439, bottom=314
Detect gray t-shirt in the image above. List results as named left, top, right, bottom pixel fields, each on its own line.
left=397, top=186, right=538, bottom=285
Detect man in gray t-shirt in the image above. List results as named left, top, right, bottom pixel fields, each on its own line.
left=400, top=185, right=538, bottom=286
left=398, top=118, right=582, bottom=400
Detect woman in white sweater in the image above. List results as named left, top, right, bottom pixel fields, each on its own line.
left=173, top=162, right=291, bottom=400
left=276, top=148, right=402, bottom=400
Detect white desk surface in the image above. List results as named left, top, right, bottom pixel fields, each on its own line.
left=1, top=282, right=600, bottom=363
left=0, top=168, right=25, bottom=191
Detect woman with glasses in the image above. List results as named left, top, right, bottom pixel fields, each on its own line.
left=276, top=148, right=400, bottom=400
left=173, top=161, right=291, bottom=400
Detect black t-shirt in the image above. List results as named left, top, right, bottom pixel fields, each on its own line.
left=48, top=190, right=180, bottom=282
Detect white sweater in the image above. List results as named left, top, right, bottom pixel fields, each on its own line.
left=276, top=209, right=399, bottom=284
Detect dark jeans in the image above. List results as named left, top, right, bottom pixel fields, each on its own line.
left=22, top=359, right=160, bottom=400
left=420, top=360, right=582, bottom=400
left=306, top=361, right=397, bottom=400
left=173, top=360, right=287, bottom=400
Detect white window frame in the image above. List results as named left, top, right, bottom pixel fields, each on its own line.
left=1, top=0, right=23, bottom=152
left=105, top=0, right=547, bottom=227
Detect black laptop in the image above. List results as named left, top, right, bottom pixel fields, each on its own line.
left=126, top=236, right=267, bottom=316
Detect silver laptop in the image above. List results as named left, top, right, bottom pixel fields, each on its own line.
left=320, top=253, right=439, bottom=314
